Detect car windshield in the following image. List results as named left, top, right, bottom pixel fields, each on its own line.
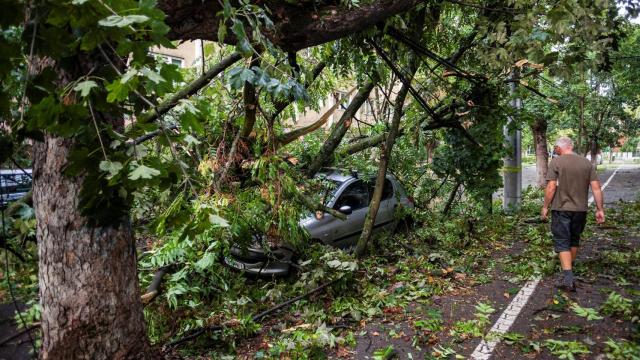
left=302, top=178, right=342, bottom=217
left=316, top=179, right=342, bottom=205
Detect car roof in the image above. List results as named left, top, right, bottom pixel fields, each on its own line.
left=322, top=172, right=353, bottom=183
left=0, top=169, right=32, bottom=175
left=319, top=169, right=395, bottom=184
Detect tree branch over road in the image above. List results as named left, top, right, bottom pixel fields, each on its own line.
left=159, top=0, right=428, bottom=52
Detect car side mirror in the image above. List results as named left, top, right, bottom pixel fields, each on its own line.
left=339, top=205, right=352, bottom=215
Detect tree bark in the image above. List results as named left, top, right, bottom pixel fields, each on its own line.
left=355, top=65, right=415, bottom=258
left=341, top=132, right=388, bottom=156
left=530, top=117, right=549, bottom=188
left=276, top=87, right=355, bottom=147
left=590, top=137, right=599, bottom=167
left=26, top=31, right=152, bottom=356
left=578, top=95, right=586, bottom=155
left=442, top=181, right=462, bottom=216
left=240, top=55, right=261, bottom=138
left=306, top=81, right=375, bottom=177
left=425, top=138, right=436, bottom=163
left=159, top=0, right=426, bottom=52
left=33, top=137, right=151, bottom=359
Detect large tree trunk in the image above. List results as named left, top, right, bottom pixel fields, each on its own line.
left=355, top=69, right=414, bottom=258
left=33, top=137, right=150, bottom=359
left=590, top=137, right=599, bottom=167
left=25, top=29, right=152, bottom=356
left=577, top=95, right=586, bottom=155
left=425, top=138, right=436, bottom=163
left=530, top=117, right=549, bottom=188
left=589, top=112, right=606, bottom=168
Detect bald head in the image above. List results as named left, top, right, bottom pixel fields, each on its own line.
left=555, top=136, right=574, bottom=155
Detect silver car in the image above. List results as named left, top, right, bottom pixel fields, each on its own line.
left=302, top=172, right=414, bottom=248
left=0, top=169, right=32, bottom=208
left=225, top=171, right=414, bottom=276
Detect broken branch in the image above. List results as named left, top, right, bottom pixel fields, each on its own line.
left=141, top=52, right=242, bottom=124
left=277, top=87, right=356, bottom=147
left=306, top=81, right=375, bottom=177
left=165, top=280, right=336, bottom=348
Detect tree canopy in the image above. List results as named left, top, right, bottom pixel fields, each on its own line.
left=1, top=0, right=639, bottom=357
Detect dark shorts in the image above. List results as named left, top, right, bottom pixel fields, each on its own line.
left=551, top=210, right=587, bottom=252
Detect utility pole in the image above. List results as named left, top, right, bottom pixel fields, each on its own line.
left=503, top=71, right=522, bottom=213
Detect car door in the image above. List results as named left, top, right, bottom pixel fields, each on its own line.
left=328, top=179, right=370, bottom=248
left=367, top=178, right=397, bottom=233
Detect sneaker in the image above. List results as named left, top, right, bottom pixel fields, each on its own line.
left=556, top=279, right=576, bottom=292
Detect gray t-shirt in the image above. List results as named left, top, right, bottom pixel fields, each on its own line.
left=546, top=153, right=598, bottom=212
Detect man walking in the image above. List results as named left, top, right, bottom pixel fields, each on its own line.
left=541, top=136, right=605, bottom=291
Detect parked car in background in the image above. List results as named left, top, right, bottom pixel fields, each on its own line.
left=0, top=169, right=32, bottom=208
left=224, top=170, right=415, bottom=277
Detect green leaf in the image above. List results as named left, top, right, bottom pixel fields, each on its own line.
left=571, top=303, right=603, bottom=321
left=231, top=19, right=246, bottom=39
left=236, top=38, right=252, bottom=56
left=252, top=67, right=271, bottom=87
left=209, top=214, right=230, bottom=227
left=217, top=21, right=227, bottom=44
left=128, top=164, right=161, bottom=180
left=71, top=0, right=90, bottom=5
left=140, top=68, right=164, bottom=84
left=98, top=15, right=150, bottom=28
left=121, top=69, right=138, bottom=83
left=106, top=80, right=130, bottom=103
left=222, top=0, right=233, bottom=18
left=99, top=160, right=123, bottom=178
left=373, top=345, right=395, bottom=360
left=195, top=253, right=216, bottom=270
left=183, top=134, right=201, bottom=146
left=139, top=0, right=156, bottom=10
left=73, top=80, right=98, bottom=97
left=227, top=67, right=255, bottom=89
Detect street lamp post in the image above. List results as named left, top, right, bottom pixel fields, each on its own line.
left=503, top=72, right=522, bottom=212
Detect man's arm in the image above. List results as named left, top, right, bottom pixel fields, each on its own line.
left=591, top=180, right=605, bottom=224
left=541, top=180, right=557, bottom=221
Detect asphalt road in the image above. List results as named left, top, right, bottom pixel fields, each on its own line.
left=472, top=163, right=640, bottom=360
left=494, top=161, right=639, bottom=203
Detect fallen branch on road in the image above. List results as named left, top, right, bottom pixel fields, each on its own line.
left=165, top=280, right=336, bottom=349
left=140, top=265, right=172, bottom=305
left=0, top=323, right=40, bottom=347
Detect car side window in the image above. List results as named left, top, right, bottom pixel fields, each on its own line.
left=366, top=178, right=394, bottom=201
left=334, top=180, right=369, bottom=210
left=382, top=179, right=394, bottom=200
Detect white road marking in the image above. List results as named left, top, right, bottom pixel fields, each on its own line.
left=469, top=278, right=541, bottom=360
left=470, top=166, right=621, bottom=360
left=588, top=166, right=620, bottom=204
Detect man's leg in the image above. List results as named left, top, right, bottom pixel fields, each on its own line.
left=569, top=212, right=587, bottom=263
left=559, top=251, right=573, bottom=269
left=552, top=211, right=575, bottom=290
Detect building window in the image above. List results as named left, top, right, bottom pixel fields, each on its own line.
left=150, top=52, right=184, bottom=68
left=169, top=57, right=184, bottom=67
